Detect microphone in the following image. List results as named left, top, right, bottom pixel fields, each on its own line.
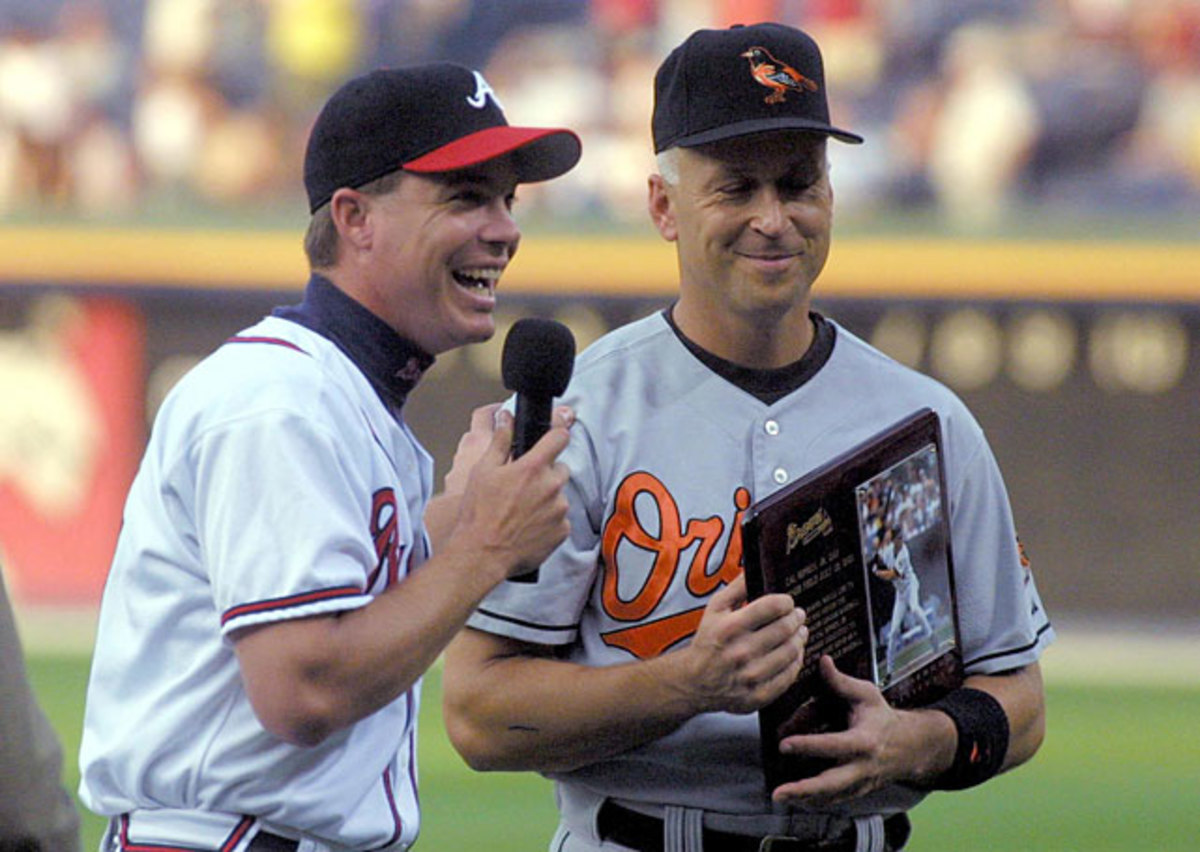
left=501, top=317, right=576, bottom=459
left=500, top=317, right=575, bottom=583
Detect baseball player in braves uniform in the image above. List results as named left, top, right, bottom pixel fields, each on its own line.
left=78, top=64, right=579, bottom=852
left=443, top=23, right=1053, bottom=852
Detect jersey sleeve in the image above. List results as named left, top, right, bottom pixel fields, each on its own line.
left=946, top=422, right=1054, bottom=674
left=467, top=418, right=603, bottom=646
left=192, top=408, right=376, bottom=637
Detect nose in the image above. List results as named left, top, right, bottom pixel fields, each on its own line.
left=749, top=188, right=787, bottom=237
left=480, top=198, right=521, bottom=255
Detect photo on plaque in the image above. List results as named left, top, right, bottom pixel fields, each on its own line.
left=855, top=443, right=957, bottom=694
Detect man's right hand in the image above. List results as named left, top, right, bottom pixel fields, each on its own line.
left=671, top=574, right=807, bottom=715
left=449, top=405, right=573, bottom=581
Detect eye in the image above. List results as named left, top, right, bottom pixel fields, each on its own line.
left=718, top=179, right=755, bottom=198
left=779, top=175, right=823, bottom=201
left=453, top=189, right=488, bottom=206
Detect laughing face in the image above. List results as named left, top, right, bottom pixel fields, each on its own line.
left=356, top=160, right=521, bottom=355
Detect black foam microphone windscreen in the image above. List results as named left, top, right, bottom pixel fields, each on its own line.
left=500, top=318, right=575, bottom=584
left=501, top=318, right=576, bottom=459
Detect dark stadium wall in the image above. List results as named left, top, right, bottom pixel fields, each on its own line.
left=1, top=234, right=1196, bottom=623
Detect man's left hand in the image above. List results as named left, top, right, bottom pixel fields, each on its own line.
left=770, top=655, right=954, bottom=805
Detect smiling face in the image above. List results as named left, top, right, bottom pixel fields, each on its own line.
left=337, top=159, right=522, bottom=355
left=649, top=132, right=833, bottom=366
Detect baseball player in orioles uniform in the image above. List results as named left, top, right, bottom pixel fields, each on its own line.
left=464, top=311, right=1054, bottom=848
left=445, top=22, right=1054, bottom=852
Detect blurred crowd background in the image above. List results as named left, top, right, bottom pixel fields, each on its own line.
left=1, top=0, right=1198, bottom=232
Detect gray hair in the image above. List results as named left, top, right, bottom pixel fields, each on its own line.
left=303, top=170, right=406, bottom=269
left=655, top=148, right=681, bottom=186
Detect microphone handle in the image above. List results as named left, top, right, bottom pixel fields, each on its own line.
left=511, top=392, right=552, bottom=459
left=509, top=392, right=552, bottom=583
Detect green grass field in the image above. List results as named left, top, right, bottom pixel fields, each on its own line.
left=27, top=652, right=1200, bottom=852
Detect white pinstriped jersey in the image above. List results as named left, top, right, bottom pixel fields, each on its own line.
left=468, top=311, right=1054, bottom=819
left=80, top=280, right=433, bottom=851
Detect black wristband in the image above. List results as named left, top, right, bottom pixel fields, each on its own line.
left=928, top=687, right=1010, bottom=790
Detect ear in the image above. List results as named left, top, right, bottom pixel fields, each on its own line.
left=647, top=175, right=678, bottom=243
left=329, top=188, right=373, bottom=252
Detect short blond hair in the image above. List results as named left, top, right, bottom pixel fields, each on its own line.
left=303, top=170, right=405, bottom=269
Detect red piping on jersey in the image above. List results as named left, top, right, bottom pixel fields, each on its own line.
left=226, top=335, right=309, bottom=354
left=118, top=813, right=253, bottom=851
left=380, top=765, right=405, bottom=849
left=221, top=585, right=365, bottom=626
left=406, top=691, right=419, bottom=811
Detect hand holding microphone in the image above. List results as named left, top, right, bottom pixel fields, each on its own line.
left=500, top=318, right=576, bottom=581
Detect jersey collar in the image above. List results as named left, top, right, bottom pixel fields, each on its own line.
left=274, top=273, right=435, bottom=411
left=663, top=306, right=835, bottom=404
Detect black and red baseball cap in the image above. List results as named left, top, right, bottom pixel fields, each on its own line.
left=652, top=22, right=863, bottom=152
left=304, top=63, right=582, bottom=212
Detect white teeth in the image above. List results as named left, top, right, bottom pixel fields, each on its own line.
left=459, top=268, right=502, bottom=280
left=454, top=268, right=501, bottom=291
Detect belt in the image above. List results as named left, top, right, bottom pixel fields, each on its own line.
left=247, top=831, right=300, bottom=852
left=596, top=802, right=910, bottom=852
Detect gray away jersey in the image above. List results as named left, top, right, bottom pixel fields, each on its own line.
left=469, top=312, right=1053, bottom=818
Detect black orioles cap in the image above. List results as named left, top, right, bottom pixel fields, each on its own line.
left=304, top=63, right=582, bottom=212
left=652, top=22, right=863, bottom=152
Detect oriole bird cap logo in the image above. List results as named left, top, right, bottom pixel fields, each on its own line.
left=740, top=45, right=819, bottom=104
left=649, top=22, right=864, bottom=151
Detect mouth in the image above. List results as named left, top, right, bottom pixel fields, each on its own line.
left=452, top=266, right=502, bottom=296
left=736, top=250, right=801, bottom=268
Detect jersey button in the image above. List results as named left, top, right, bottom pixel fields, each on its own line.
left=773, top=467, right=788, bottom=484
left=764, top=419, right=780, bottom=436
